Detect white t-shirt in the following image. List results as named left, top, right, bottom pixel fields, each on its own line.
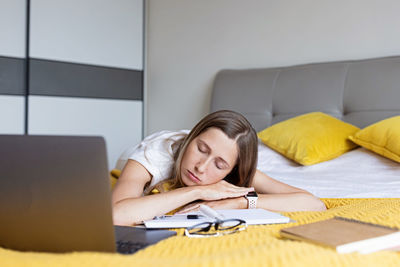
left=115, top=130, right=190, bottom=189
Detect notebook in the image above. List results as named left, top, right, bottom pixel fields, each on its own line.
left=144, top=207, right=291, bottom=228
left=0, top=135, right=176, bottom=254
left=280, top=217, right=400, bottom=254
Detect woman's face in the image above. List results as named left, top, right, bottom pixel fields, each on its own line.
left=180, top=127, right=238, bottom=186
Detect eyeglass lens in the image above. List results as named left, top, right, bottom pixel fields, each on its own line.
left=185, top=219, right=246, bottom=237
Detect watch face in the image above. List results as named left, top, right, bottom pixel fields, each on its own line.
left=247, top=191, right=258, bottom=197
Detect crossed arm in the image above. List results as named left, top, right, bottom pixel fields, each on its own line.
left=111, top=160, right=326, bottom=226
left=178, top=170, right=327, bottom=213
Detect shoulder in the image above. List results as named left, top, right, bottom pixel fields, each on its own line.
left=145, top=129, right=189, bottom=145
left=115, top=129, right=189, bottom=178
left=134, top=129, right=189, bottom=188
left=139, top=129, right=189, bottom=154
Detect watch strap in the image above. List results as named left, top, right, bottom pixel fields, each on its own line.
left=247, top=197, right=257, bottom=209
left=245, top=192, right=258, bottom=209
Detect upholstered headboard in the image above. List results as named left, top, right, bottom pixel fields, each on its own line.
left=211, top=56, right=400, bottom=131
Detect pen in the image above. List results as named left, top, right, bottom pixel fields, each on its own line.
left=199, top=204, right=225, bottom=221
left=155, top=215, right=172, bottom=219
left=155, top=214, right=205, bottom=220
left=187, top=214, right=203, bottom=219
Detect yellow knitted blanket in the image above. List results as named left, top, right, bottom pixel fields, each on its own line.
left=1, top=198, right=400, bottom=267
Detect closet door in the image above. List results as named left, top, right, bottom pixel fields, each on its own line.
left=28, top=0, right=144, bottom=169
left=0, top=0, right=26, bottom=134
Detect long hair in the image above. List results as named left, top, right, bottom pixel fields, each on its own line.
left=156, top=110, right=258, bottom=191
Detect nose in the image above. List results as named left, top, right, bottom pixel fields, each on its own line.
left=195, top=157, right=209, bottom=174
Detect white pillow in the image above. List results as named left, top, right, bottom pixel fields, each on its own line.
left=257, top=141, right=300, bottom=172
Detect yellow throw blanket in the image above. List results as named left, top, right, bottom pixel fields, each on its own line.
left=1, top=198, right=399, bottom=267
left=111, top=169, right=178, bottom=214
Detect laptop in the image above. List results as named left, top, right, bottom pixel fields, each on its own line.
left=0, top=135, right=176, bottom=254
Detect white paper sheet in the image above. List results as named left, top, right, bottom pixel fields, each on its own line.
left=144, top=208, right=290, bottom=228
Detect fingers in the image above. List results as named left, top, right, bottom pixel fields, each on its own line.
left=226, top=186, right=254, bottom=195
left=199, top=181, right=255, bottom=201
left=223, top=190, right=250, bottom=199
left=176, top=203, right=201, bottom=214
left=211, top=188, right=252, bottom=200
left=217, top=180, right=254, bottom=191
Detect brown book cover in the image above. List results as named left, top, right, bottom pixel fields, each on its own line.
left=280, top=217, right=399, bottom=253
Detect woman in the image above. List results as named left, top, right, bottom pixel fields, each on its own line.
left=112, top=110, right=326, bottom=226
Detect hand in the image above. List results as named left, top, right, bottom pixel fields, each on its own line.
left=177, top=197, right=247, bottom=214
left=197, top=180, right=254, bottom=201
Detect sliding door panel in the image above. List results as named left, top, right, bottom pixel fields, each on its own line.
left=0, top=0, right=26, bottom=134
left=28, top=0, right=144, bottom=169
left=28, top=96, right=142, bottom=169
left=30, top=0, right=143, bottom=70
left=0, top=96, right=25, bottom=134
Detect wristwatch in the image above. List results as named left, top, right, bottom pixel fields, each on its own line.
left=245, top=191, right=258, bottom=209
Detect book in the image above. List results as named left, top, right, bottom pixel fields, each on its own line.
left=280, top=216, right=400, bottom=254
left=144, top=206, right=291, bottom=228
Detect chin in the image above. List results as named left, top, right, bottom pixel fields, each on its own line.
left=182, top=177, right=197, bottom=187
left=181, top=169, right=202, bottom=186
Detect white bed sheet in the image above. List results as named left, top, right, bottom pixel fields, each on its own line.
left=257, top=143, right=400, bottom=198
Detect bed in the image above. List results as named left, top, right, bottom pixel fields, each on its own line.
left=2, top=56, right=400, bottom=266
left=211, top=55, right=400, bottom=199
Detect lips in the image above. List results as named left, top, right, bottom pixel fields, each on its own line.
left=186, top=170, right=201, bottom=183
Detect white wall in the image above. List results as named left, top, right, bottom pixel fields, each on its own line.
left=146, top=0, right=400, bottom=135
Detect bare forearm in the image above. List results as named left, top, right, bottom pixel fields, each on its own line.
left=257, top=193, right=326, bottom=212
left=113, top=186, right=201, bottom=225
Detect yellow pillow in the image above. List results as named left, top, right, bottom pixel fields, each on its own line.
left=348, top=116, right=400, bottom=163
left=257, top=112, right=360, bottom=165
left=110, top=169, right=121, bottom=189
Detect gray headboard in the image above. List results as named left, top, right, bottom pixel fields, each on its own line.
left=211, top=56, right=400, bottom=131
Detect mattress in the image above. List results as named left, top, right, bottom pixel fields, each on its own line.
left=257, top=143, right=400, bottom=198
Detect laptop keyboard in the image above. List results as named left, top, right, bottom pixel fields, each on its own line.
left=116, top=240, right=149, bottom=254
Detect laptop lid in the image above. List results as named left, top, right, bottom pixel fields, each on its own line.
left=0, top=135, right=116, bottom=253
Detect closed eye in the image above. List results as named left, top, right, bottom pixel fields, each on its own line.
left=215, top=160, right=227, bottom=170
left=197, top=140, right=230, bottom=169
left=198, top=144, right=207, bottom=153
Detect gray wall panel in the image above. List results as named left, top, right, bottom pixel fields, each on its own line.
left=0, top=56, right=25, bottom=95
left=29, top=59, right=143, bottom=100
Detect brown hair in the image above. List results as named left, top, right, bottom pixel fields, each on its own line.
left=156, top=110, right=258, bottom=191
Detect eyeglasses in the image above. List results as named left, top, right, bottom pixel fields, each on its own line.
left=184, top=219, right=247, bottom=238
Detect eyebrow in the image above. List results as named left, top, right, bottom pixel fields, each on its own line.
left=197, top=140, right=230, bottom=168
